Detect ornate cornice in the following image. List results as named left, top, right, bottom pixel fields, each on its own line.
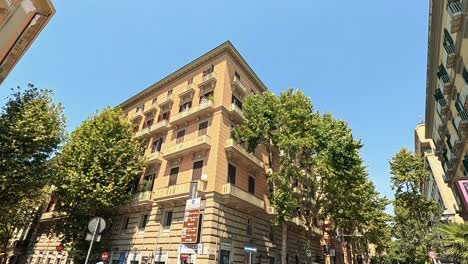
left=118, top=41, right=268, bottom=109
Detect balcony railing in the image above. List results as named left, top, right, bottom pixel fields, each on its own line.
left=228, top=103, right=244, bottom=122
left=158, top=94, right=173, bottom=107
left=436, top=98, right=448, bottom=118
left=134, top=120, right=169, bottom=138
left=447, top=2, right=463, bottom=33
left=130, top=191, right=153, bottom=203
left=143, top=104, right=157, bottom=114
left=443, top=42, right=457, bottom=69
left=225, top=139, right=264, bottom=170
left=153, top=181, right=204, bottom=202
left=163, top=135, right=211, bottom=159
left=170, top=101, right=213, bottom=125
left=454, top=110, right=468, bottom=133
left=146, top=151, right=163, bottom=164
left=232, top=76, right=247, bottom=96
left=179, top=83, right=197, bottom=98
left=199, top=72, right=216, bottom=88
left=116, top=191, right=153, bottom=212
left=130, top=110, right=144, bottom=122
left=460, top=82, right=468, bottom=109
left=222, top=183, right=264, bottom=209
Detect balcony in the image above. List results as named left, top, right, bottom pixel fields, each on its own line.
left=454, top=110, right=468, bottom=134
left=146, top=151, right=163, bottom=164
left=438, top=66, right=453, bottom=95
left=446, top=2, right=463, bottom=33
left=443, top=42, right=457, bottom=69
left=179, top=83, right=197, bottom=98
left=232, top=76, right=248, bottom=96
left=39, top=212, right=54, bottom=222
left=130, top=111, right=144, bottom=122
left=461, top=83, right=468, bottom=110
left=117, top=191, right=153, bottom=213
left=153, top=181, right=205, bottom=203
left=225, top=139, right=264, bottom=171
left=134, top=120, right=169, bottom=138
left=163, top=135, right=211, bottom=160
left=436, top=98, right=448, bottom=118
left=221, top=183, right=264, bottom=210
left=228, top=103, right=245, bottom=123
left=288, top=217, right=323, bottom=235
left=158, top=94, right=173, bottom=108
left=170, top=101, right=214, bottom=125
left=199, top=72, right=216, bottom=90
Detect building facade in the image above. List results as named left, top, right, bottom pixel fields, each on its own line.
left=25, top=42, right=330, bottom=264
left=424, top=0, right=468, bottom=220
left=0, top=0, right=54, bottom=85
left=415, top=123, right=464, bottom=223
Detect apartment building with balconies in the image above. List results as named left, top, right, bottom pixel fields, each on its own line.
left=425, top=0, right=468, bottom=221
left=0, top=0, right=55, bottom=85
left=415, top=123, right=464, bottom=223
left=26, top=42, right=325, bottom=264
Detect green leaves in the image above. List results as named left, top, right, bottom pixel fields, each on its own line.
left=437, top=223, right=468, bottom=263
left=389, top=148, right=441, bottom=263
left=52, top=107, right=144, bottom=261
left=0, top=84, right=65, bottom=254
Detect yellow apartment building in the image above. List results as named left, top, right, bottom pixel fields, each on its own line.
left=25, top=42, right=328, bottom=264
left=415, top=123, right=464, bottom=223
left=0, top=0, right=55, bottom=85
left=424, top=0, right=468, bottom=220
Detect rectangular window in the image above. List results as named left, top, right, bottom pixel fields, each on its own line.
left=169, top=167, right=179, bottom=186
left=139, top=214, right=149, bottom=229
left=163, top=211, right=173, bottom=230
left=232, top=95, right=243, bottom=109
left=152, top=98, right=157, bottom=105
left=248, top=176, right=255, bottom=194
left=123, top=217, right=130, bottom=230
left=246, top=218, right=253, bottom=235
left=142, top=174, right=155, bottom=192
left=133, top=125, right=139, bottom=133
left=198, top=121, right=208, bottom=136
left=192, top=160, right=204, bottom=181
left=179, top=101, right=192, bottom=112
left=176, top=130, right=185, bottom=144
left=228, top=164, right=236, bottom=184
left=157, top=111, right=170, bottom=122
left=142, top=118, right=153, bottom=128
left=200, top=91, right=214, bottom=103
left=151, top=137, right=163, bottom=152
left=235, top=71, right=240, bottom=80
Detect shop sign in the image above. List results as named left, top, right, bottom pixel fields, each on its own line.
left=178, top=244, right=203, bottom=254
left=220, top=242, right=231, bottom=251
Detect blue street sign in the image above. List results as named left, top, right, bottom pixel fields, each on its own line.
left=119, top=253, right=126, bottom=264
left=244, top=246, right=257, bottom=253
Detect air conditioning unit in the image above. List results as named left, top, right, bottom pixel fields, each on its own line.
left=200, top=174, right=208, bottom=182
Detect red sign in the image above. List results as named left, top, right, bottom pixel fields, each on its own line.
left=102, top=252, right=109, bottom=261
left=181, top=209, right=200, bottom=243
left=56, top=245, right=63, bottom=252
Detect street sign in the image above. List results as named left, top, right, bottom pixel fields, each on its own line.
left=102, top=252, right=109, bottom=261
left=87, top=217, right=106, bottom=234
left=119, top=252, right=126, bottom=264
left=244, top=246, right=257, bottom=253
left=178, top=244, right=203, bottom=254
left=181, top=210, right=200, bottom=243
left=185, top=198, right=201, bottom=211
left=306, top=249, right=312, bottom=257
left=85, top=232, right=101, bottom=242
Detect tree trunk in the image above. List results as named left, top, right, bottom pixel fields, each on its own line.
left=282, top=221, right=288, bottom=264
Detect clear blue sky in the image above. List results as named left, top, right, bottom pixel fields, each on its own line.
left=0, top=1, right=429, bottom=207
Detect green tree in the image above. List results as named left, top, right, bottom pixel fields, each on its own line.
left=389, top=148, right=441, bottom=263
left=437, top=223, right=468, bottom=263
left=234, top=89, right=388, bottom=263
left=52, top=107, right=144, bottom=263
left=0, top=85, right=65, bottom=261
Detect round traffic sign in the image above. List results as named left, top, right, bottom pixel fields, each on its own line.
left=56, top=245, right=63, bottom=252
left=102, top=252, right=109, bottom=261
left=87, top=217, right=106, bottom=234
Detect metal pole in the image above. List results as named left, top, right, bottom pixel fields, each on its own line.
left=84, top=218, right=100, bottom=264
left=249, top=252, right=252, bottom=264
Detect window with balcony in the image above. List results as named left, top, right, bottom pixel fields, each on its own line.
left=200, top=91, right=214, bottom=104
left=143, top=116, right=154, bottom=129
left=437, top=64, right=451, bottom=84
left=127, top=175, right=140, bottom=194
left=157, top=111, right=170, bottom=122
left=235, top=71, right=241, bottom=80
left=232, top=95, right=243, bottom=109
left=142, top=174, right=155, bottom=192
left=198, top=121, right=208, bottom=136
left=228, top=164, right=236, bottom=184
left=168, top=167, right=179, bottom=186
left=162, top=211, right=173, bottom=231
left=151, top=137, right=163, bottom=153
left=463, top=156, right=468, bottom=176
left=176, top=129, right=186, bottom=144
left=203, top=64, right=214, bottom=76
left=179, top=101, right=192, bottom=112
left=248, top=176, right=255, bottom=194
left=133, top=125, right=139, bottom=133
left=463, top=67, right=468, bottom=84
left=456, top=93, right=464, bottom=112
left=152, top=98, right=157, bottom=105
left=443, top=29, right=455, bottom=54
left=136, top=105, right=144, bottom=113
left=192, top=160, right=204, bottom=181
left=446, top=134, right=453, bottom=149
left=139, top=214, right=149, bottom=229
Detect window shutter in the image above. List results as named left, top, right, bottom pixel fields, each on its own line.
left=169, top=167, right=179, bottom=186
left=176, top=130, right=186, bottom=144
left=192, top=161, right=204, bottom=181
left=228, top=164, right=236, bottom=184
left=198, top=121, right=208, bottom=136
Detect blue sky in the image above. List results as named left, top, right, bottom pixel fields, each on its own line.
left=0, top=1, right=429, bottom=207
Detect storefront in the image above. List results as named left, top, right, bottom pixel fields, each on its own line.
left=177, top=244, right=202, bottom=264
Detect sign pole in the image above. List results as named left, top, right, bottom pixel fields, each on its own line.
left=249, top=252, right=252, bottom=264
left=84, top=218, right=100, bottom=264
